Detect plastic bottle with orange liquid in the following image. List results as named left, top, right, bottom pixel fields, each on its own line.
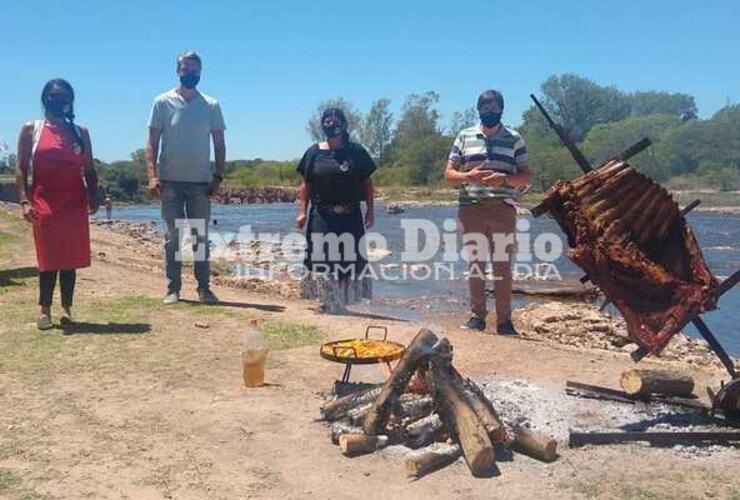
left=242, top=319, right=268, bottom=387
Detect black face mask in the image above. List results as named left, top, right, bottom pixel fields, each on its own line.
left=180, top=74, right=200, bottom=89
left=322, top=123, right=344, bottom=139
left=480, top=111, right=502, bottom=128
left=45, top=97, right=70, bottom=117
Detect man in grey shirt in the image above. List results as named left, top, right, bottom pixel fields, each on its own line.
left=146, top=51, right=226, bottom=305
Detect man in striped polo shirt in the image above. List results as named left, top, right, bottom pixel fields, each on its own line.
left=445, top=89, right=532, bottom=334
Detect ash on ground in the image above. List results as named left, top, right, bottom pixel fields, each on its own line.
left=479, top=378, right=738, bottom=459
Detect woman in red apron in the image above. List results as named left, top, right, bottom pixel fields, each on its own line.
left=15, top=79, right=98, bottom=330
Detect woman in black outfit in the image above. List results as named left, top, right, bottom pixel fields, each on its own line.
left=295, top=108, right=376, bottom=313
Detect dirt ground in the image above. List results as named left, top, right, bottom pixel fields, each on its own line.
left=0, top=205, right=739, bottom=500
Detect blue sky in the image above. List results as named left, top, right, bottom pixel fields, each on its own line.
left=1, top=0, right=738, bottom=162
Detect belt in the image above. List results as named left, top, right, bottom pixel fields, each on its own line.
left=313, top=201, right=360, bottom=214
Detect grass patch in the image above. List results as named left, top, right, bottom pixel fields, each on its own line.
left=556, top=480, right=602, bottom=499
left=617, top=485, right=667, bottom=500
left=0, top=206, right=24, bottom=226
left=0, top=469, right=21, bottom=493
left=79, top=294, right=160, bottom=324
left=0, top=307, right=66, bottom=375
left=673, top=190, right=740, bottom=208
left=169, top=301, right=250, bottom=320
left=262, top=321, right=323, bottom=350
left=0, top=294, right=159, bottom=376
left=0, top=229, right=18, bottom=247
left=0, top=469, right=49, bottom=499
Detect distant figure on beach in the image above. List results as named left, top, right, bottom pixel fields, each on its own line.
left=15, top=79, right=99, bottom=330
left=145, top=51, right=226, bottom=305
left=295, top=108, right=376, bottom=314
left=444, top=90, right=532, bottom=335
left=104, top=192, right=113, bottom=220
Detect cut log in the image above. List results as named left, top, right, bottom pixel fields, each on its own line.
left=456, top=374, right=507, bottom=443
left=330, top=422, right=363, bottom=445
left=320, top=385, right=383, bottom=421
left=620, top=369, right=695, bottom=397
left=565, top=380, right=707, bottom=412
left=347, top=403, right=374, bottom=426
left=363, top=329, right=441, bottom=435
left=338, top=433, right=389, bottom=457
left=395, top=394, right=434, bottom=419
left=348, top=395, right=434, bottom=427
left=511, top=425, right=558, bottom=462
left=427, top=358, right=494, bottom=476
left=405, top=413, right=444, bottom=448
left=405, top=444, right=462, bottom=479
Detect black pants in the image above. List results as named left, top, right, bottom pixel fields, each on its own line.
left=38, top=269, right=76, bottom=308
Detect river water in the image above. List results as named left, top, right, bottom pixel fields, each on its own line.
left=100, top=203, right=740, bottom=356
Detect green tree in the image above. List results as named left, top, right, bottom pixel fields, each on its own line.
left=385, top=91, right=447, bottom=185
left=226, top=160, right=300, bottom=187
left=582, top=113, right=683, bottom=180
left=396, top=134, right=451, bottom=185
left=628, top=91, right=697, bottom=119
left=448, top=107, right=477, bottom=134
left=659, top=105, right=740, bottom=177
left=393, top=91, right=440, bottom=144
left=519, top=105, right=564, bottom=153
left=694, top=162, right=740, bottom=191
left=539, top=74, right=631, bottom=141
left=130, top=148, right=147, bottom=166
left=306, top=98, right=363, bottom=143
left=359, top=98, right=394, bottom=162
left=100, top=161, right=146, bottom=200
left=98, top=149, right=149, bottom=201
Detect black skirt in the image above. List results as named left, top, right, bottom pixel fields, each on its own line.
left=304, top=204, right=368, bottom=278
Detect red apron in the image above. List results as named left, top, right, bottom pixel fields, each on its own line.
left=31, top=121, right=91, bottom=272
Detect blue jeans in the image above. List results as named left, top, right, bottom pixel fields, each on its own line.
left=160, top=181, right=211, bottom=293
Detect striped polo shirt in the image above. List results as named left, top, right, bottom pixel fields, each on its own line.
left=448, top=124, right=528, bottom=205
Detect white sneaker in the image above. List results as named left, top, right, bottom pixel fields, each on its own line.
left=37, top=314, right=53, bottom=330
left=163, top=292, right=180, bottom=305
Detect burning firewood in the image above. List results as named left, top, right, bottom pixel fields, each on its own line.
left=404, top=413, right=444, bottom=448
left=321, top=328, right=558, bottom=478
left=330, top=422, right=363, bottom=445
left=363, top=329, right=441, bottom=435
left=320, top=385, right=383, bottom=421
left=454, top=370, right=508, bottom=443
left=347, top=394, right=434, bottom=427
left=427, top=353, right=495, bottom=476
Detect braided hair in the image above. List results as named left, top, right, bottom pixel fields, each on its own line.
left=41, top=79, right=85, bottom=154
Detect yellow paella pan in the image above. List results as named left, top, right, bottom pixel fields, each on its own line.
left=320, top=326, right=406, bottom=383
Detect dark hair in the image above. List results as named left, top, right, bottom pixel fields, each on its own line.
left=41, top=78, right=84, bottom=154
left=477, top=89, right=505, bottom=111
left=177, top=50, right=202, bottom=71
left=321, top=107, right=350, bottom=144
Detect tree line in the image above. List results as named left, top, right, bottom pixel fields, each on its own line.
left=93, top=73, right=739, bottom=201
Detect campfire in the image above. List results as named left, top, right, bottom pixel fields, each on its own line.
left=319, top=329, right=558, bottom=478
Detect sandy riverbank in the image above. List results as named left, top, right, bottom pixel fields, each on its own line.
left=0, top=203, right=739, bottom=499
